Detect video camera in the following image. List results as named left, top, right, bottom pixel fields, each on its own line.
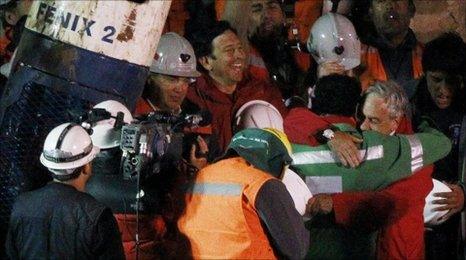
left=79, top=105, right=210, bottom=180
left=119, top=111, right=211, bottom=180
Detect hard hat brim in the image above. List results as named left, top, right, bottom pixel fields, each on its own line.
left=235, top=100, right=281, bottom=119
left=40, top=145, right=100, bottom=170
left=150, top=68, right=202, bottom=78
left=282, top=168, right=313, bottom=216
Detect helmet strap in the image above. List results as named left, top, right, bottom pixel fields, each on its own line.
left=56, top=123, right=77, bottom=149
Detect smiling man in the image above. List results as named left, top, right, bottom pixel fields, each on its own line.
left=184, top=20, right=287, bottom=155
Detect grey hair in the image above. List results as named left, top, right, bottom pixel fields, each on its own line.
left=365, top=81, right=409, bottom=119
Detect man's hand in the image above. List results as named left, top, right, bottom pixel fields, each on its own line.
left=317, top=61, right=346, bottom=78
left=328, top=132, right=363, bottom=168
left=306, top=194, right=333, bottom=217
left=189, top=136, right=209, bottom=170
left=432, top=183, right=465, bottom=222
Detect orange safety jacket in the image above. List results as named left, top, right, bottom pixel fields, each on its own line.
left=359, top=43, right=423, bottom=90
left=178, top=157, right=277, bottom=259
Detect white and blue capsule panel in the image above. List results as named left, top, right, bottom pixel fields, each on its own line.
left=25, top=0, right=172, bottom=67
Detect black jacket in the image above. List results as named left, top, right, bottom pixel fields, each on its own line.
left=6, top=182, right=124, bottom=260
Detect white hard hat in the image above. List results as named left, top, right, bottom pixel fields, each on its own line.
left=282, top=168, right=313, bottom=216
left=322, top=0, right=353, bottom=15
left=150, top=32, right=201, bottom=78
left=307, top=13, right=360, bottom=70
left=91, top=100, right=133, bottom=149
left=40, top=123, right=100, bottom=171
left=235, top=100, right=284, bottom=131
left=424, top=179, right=452, bottom=226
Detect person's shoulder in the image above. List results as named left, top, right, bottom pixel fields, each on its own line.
left=75, top=192, right=110, bottom=221
left=241, top=74, right=270, bottom=89
left=191, top=74, right=211, bottom=89
left=13, top=188, right=42, bottom=207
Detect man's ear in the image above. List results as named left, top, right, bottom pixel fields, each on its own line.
left=199, top=56, right=213, bottom=71
left=392, top=116, right=403, bottom=132
left=82, top=163, right=92, bottom=176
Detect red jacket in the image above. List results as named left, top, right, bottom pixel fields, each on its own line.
left=185, top=73, right=287, bottom=153
left=284, top=107, right=355, bottom=146
left=284, top=107, right=432, bottom=259
left=332, top=122, right=432, bottom=260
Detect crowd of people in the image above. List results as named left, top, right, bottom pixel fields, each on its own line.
left=1, top=0, right=466, bottom=259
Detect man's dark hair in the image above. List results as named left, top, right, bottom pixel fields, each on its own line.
left=185, top=20, right=236, bottom=59
left=312, top=74, right=362, bottom=117
left=422, top=32, right=466, bottom=77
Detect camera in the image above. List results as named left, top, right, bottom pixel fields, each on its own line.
left=119, top=111, right=211, bottom=180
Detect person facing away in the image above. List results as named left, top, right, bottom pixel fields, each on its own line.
left=6, top=122, right=124, bottom=259
left=178, top=128, right=309, bottom=259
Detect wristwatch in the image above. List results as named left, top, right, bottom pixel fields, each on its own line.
left=322, top=129, right=335, bottom=140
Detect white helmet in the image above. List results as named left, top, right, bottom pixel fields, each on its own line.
left=424, top=179, right=452, bottom=226
left=40, top=123, right=100, bottom=171
left=307, top=12, right=360, bottom=70
left=322, top=0, right=353, bottom=15
left=150, top=32, right=201, bottom=78
left=235, top=100, right=284, bottom=131
left=90, top=100, right=133, bottom=149
left=282, top=168, right=313, bottom=216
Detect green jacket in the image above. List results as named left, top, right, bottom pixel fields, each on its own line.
left=290, top=122, right=451, bottom=259
left=291, top=122, right=451, bottom=193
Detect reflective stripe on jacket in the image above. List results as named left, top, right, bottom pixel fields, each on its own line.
left=178, top=157, right=277, bottom=259
left=291, top=121, right=451, bottom=192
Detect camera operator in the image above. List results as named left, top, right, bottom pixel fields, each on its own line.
left=135, top=32, right=212, bottom=169
left=127, top=32, right=208, bottom=259
left=86, top=99, right=205, bottom=259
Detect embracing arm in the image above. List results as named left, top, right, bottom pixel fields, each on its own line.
left=255, top=179, right=310, bottom=260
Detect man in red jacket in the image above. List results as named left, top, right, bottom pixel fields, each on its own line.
left=285, top=79, right=433, bottom=259
left=184, top=20, right=287, bottom=156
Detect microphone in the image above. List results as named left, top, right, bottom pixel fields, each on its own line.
left=183, top=110, right=212, bottom=127
left=146, top=111, right=179, bottom=124
left=145, top=110, right=212, bottom=132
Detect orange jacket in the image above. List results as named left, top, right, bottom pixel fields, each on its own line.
left=163, top=0, right=189, bottom=35
left=359, top=43, right=423, bottom=90
left=293, top=0, right=321, bottom=71
left=178, top=157, right=277, bottom=259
